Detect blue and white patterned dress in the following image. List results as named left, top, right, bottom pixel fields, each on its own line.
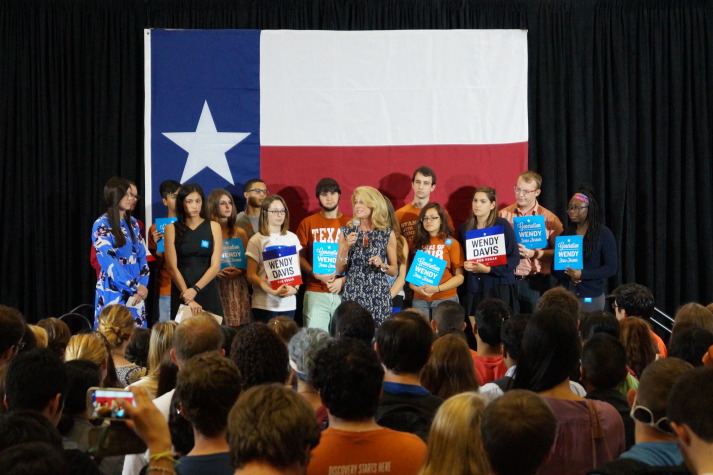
left=92, top=214, right=150, bottom=327
left=342, top=227, right=392, bottom=328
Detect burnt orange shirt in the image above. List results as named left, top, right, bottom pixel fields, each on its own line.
left=296, top=212, right=351, bottom=293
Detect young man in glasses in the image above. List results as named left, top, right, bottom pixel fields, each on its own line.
left=589, top=357, right=693, bottom=474
left=499, top=170, right=563, bottom=313
left=295, top=178, right=351, bottom=332
left=236, top=177, right=268, bottom=239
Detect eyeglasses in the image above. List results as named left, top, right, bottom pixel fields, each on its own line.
left=630, top=404, right=674, bottom=434
left=421, top=216, right=440, bottom=222
left=514, top=186, right=538, bottom=196
left=268, top=209, right=287, bottom=216
left=567, top=205, right=589, bottom=211
left=248, top=188, right=269, bottom=195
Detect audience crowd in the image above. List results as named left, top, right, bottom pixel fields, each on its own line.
left=2, top=169, right=713, bottom=475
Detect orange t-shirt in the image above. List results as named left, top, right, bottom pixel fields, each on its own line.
left=650, top=330, right=668, bottom=357
left=413, top=235, right=464, bottom=301
left=295, top=212, right=351, bottom=293
left=147, top=223, right=172, bottom=296
left=395, top=203, right=454, bottom=244
left=307, top=427, right=426, bottom=475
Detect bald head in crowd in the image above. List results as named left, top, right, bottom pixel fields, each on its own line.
left=171, top=314, right=224, bottom=367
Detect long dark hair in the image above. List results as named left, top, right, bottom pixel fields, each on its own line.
left=103, top=176, right=136, bottom=248
left=565, top=183, right=600, bottom=259
left=413, top=202, right=454, bottom=252
left=174, top=183, right=208, bottom=244
left=465, top=187, right=498, bottom=231
left=513, top=308, right=581, bottom=392
left=207, top=189, right=237, bottom=237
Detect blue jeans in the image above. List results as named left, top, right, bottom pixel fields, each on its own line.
left=411, top=296, right=460, bottom=321
left=158, top=295, right=171, bottom=322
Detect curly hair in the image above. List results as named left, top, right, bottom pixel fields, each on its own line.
left=230, top=323, right=289, bottom=390
left=619, top=317, right=657, bottom=378
left=565, top=183, right=601, bottom=259
left=97, top=305, right=135, bottom=348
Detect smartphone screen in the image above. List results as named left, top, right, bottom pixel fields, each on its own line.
left=88, top=388, right=135, bottom=420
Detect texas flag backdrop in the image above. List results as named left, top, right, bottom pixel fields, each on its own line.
left=144, top=29, right=528, bottom=229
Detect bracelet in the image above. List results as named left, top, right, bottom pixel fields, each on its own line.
left=437, top=285, right=441, bottom=292
left=191, top=284, right=201, bottom=293
left=338, top=256, right=349, bottom=263
left=147, top=466, right=175, bottom=475
left=380, top=266, right=387, bottom=273
left=148, top=451, right=176, bottom=463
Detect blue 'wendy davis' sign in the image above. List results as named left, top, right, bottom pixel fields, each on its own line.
left=554, top=235, right=583, bottom=270
left=405, top=250, right=447, bottom=287
left=513, top=215, right=547, bottom=249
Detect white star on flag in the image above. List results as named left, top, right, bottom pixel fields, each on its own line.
left=163, top=101, right=250, bottom=185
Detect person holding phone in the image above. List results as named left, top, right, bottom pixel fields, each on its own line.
left=164, top=183, right=223, bottom=318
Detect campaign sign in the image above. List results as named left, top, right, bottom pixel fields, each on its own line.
left=221, top=238, right=246, bottom=270
left=465, top=226, right=507, bottom=266
left=405, top=250, right=447, bottom=287
left=155, top=217, right=178, bottom=252
left=312, top=242, right=337, bottom=274
left=513, top=215, right=547, bottom=250
left=262, top=245, right=303, bottom=289
left=554, top=235, right=584, bottom=270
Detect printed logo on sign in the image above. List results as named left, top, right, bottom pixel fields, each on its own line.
left=554, top=235, right=583, bottom=270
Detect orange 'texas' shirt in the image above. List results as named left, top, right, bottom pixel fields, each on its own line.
left=296, top=212, right=351, bottom=293
left=396, top=202, right=454, bottom=245
left=413, top=235, right=464, bottom=301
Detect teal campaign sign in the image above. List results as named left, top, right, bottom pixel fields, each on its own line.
left=554, top=235, right=583, bottom=270
left=513, top=215, right=547, bottom=250
left=406, top=250, right=447, bottom=287
left=155, top=217, right=178, bottom=252
left=312, top=242, right=338, bottom=274
left=221, top=238, right=246, bottom=269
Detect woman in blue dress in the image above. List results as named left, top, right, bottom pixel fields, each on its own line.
left=336, top=186, right=398, bottom=328
left=92, top=177, right=150, bottom=327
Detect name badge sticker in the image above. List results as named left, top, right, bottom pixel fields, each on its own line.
left=201, top=240, right=210, bottom=248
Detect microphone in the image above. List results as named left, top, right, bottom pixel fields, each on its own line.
left=351, top=219, right=360, bottom=228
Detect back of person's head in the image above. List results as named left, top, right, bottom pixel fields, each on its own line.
left=474, top=298, right=510, bottom=346
left=4, top=349, right=67, bottom=415
left=612, top=283, right=655, bottom=319
left=36, top=318, right=71, bottom=359
left=28, top=325, right=48, bottom=348
left=62, top=359, right=102, bottom=418
left=0, top=442, right=69, bottom=475
left=636, top=357, right=693, bottom=427
left=228, top=384, right=320, bottom=471
left=230, top=323, right=288, bottom=390
left=37, top=317, right=72, bottom=358
left=97, top=305, right=135, bottom=349
left=173, top=314, right=223, bottom=365
left=64, top=332, right=108, bottom=366
left=420, top=392, right=490, bottom=475
left=432, top=300, right=466, bottom=335
left=220, top=324, right=239, bottom=356
left=0, top=305, right=25, bottom=359
left=482, top=390, right=557, bottom=475
left=331, top=300, right=375, bottom=342
left=514, top=308, right=581, bottom=392
left=288, top=328, right=331, bottom=383
left=619, top=317, right=657, bottom=378
left=175, top=352, right=242, bottom=437
left=376, top=310, right=435, bottom=374
left=159, top=179, right=181, bottom=198
left=147, top=321, right=178, bottom=376
left=535, top=287, right=580, bottom=323
left=667, top=366, right=713, bottom=442
left=125, top=327, right=150, bottom=368
left=580, top=310, right=620, bottom=341
left=501, top=314, right=531, bottom=362
left=156, top=351, right=179, bottom=398
left=0, top=410, right=63, bottom=451
left=420, top=334, right=480, bottom=399
left=267, top=316, right=299, bottom=345
left=669, top=326, right=713, bottom=367
left=581, top=333, right=628, bottom=390
left=312, top=338, right=384, bottom=420
left=672, top=302, right=713, bottom=336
